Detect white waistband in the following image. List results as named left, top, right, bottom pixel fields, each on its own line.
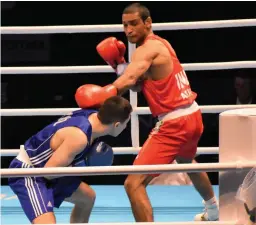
left=158, top=101, right=200, bottom=122
left=16, top=146, right=33, bottom=166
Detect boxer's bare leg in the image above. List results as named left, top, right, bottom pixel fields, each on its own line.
left=124, top=174, right=154, bottom=222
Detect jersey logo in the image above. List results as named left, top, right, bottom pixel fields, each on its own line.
left=47, top=201, right=53, bottom=207
left=53, top=115, right=71, bottom=126
left=175, top=70, right=193, bottom=100
left=96, top=142, right=103, bottom=152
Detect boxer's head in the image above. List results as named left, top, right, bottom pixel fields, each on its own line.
left=122, top=3, right=152, bottom=45
left=97, top=96, right=132, bottom=137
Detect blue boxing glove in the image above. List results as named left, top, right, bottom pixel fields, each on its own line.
left=85, top=141, right=114, bottom=166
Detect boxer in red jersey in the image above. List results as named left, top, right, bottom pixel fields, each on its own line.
left=75, top=3, right=219, bottom=222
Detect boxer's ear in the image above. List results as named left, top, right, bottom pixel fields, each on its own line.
left=145, top=17, right=152, bottom=29
left=114, top=122, right=120, bottom=128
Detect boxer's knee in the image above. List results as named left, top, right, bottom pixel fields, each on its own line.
left=79, top=186, right=96, bottom=209
left=124, top=174, right=153, bottom=194
left=69, top=188, right=96, bottom=223
left=66, top=182, right=96, bottom=209
left=124, top=175, right=136, bottom=194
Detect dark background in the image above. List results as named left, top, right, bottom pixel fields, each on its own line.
left=1, top=1, right=256, bottom=186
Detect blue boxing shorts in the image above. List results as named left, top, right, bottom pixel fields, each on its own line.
left=8, top=158, right=81, bottom=222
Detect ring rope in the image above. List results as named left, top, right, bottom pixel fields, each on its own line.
left=1, top=18, right=255, bottom=34
left=1, top=105, right=255, bottom=116
left=1, top=161, right=256, bottom=178
left=23, top=222, right=237, bottom=225
left=0, top=147, right=219, bottom=156
left=1, top=61, right=256, bottom=74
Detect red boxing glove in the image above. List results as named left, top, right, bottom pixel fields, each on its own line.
left=75, top=84, right=117, bottom=109
left=96, top=37, right=126, bottom=71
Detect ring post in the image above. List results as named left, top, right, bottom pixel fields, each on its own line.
left=219, top=108, right=256, bottom=223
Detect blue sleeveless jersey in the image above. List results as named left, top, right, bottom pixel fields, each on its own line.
left=24, top=109, right=97, bottom=168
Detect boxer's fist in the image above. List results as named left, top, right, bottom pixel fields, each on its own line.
left=75, top=84, right=102, bottom=108
left=96, top=37, right=126, bottom=70
left=85, top=141, right=114, bottom=166
left=75, top=84, right=117, bottom=109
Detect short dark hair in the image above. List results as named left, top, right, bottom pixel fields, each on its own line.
left=97, top=96, right=132, bottom=125
left=123, top=3, right=151, bottom=22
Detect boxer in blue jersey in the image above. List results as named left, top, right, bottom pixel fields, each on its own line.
left=9, top=94, right=132, bottom=224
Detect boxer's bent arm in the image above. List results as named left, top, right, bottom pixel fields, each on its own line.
left=113, top=40, right=158, bottom=94
left=116, top=64, right=142, bottom=94
left=45, top=128, right=88, bottom=168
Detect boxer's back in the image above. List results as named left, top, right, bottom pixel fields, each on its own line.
left=24, top=109, right=97, bottom=167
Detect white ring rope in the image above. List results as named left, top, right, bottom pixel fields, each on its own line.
left=133, top=105, right=256, bottom=115
left=1, top=18, right=255, bottom=34
left=1, top=161, right=256, bottom=178
left=1, top=105, right=255, bottom=116
left=0, top=147, right=219, bottom=156
left=1, top=61, right=256, bottom=74
left=22, top=222, right=237, bottom=225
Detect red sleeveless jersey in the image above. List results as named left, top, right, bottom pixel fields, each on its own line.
left=141, top=34, right=197, bottom=117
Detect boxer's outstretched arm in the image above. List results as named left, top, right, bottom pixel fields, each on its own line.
left=113, top=40, right=158, bottom=94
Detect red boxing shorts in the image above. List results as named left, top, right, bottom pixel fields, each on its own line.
left=133, top=106, right=203, bottom=177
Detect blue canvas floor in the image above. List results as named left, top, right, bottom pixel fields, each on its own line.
left=1, top=185, right=219, bottom=224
